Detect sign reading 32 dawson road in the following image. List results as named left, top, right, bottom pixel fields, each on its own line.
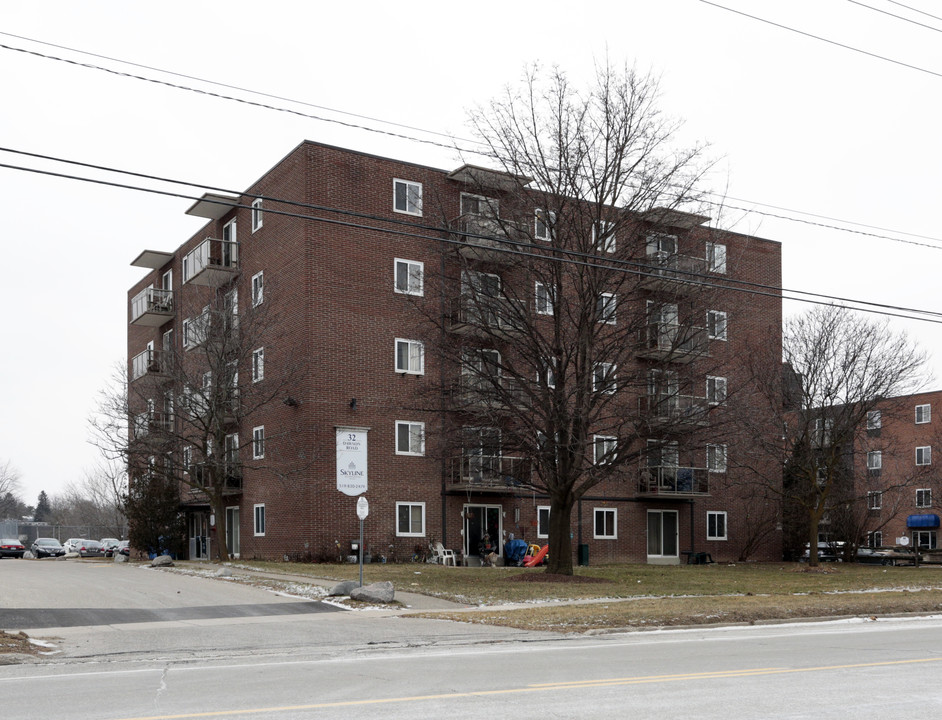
left=336, top=427, right=368, bottom=496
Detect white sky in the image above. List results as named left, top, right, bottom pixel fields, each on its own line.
left=3, top=0, right=941, bottom=505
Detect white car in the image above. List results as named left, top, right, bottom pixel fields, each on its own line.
left=63, top=538, right=87, bottom=554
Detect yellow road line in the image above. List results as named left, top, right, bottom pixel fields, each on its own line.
left=112, top=657, right=942, bottom=720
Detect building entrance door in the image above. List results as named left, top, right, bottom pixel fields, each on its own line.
left=647, top=510, right=679, bottom=565
left=463, top=504, right=502, bottom=561
left=188, top=512, right=211, bottom=560
left=225, top=506, right=240, bottom=558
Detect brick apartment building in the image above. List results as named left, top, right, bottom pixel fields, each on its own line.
left=127, top=140, right=784, bottom=565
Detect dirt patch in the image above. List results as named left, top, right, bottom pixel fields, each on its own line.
left=0, top=631, right=39, bottom=659
left=505, top=573, right=614, bottom=584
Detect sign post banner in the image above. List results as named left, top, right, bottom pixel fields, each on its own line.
left=336, top=428, right=368, bottom=496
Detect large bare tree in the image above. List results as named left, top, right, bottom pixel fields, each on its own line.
left=745, top=306, right=928, bottom=566
left=422, top=64, right=728, bottom=574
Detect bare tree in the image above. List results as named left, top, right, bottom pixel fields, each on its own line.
left=0, top=460, right=23, bottom=520
left=95, top=283, right=307, bottom=562
left=418, top=63, right=730, bottom=574
left=745, top=306, right=928, bottom=566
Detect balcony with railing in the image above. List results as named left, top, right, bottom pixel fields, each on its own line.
left=636, top=323, right=708, bottom=363
left=638, top=251, right=707, bottom=294
left=638, top=465, right=709, bottom=497
left=638, top=394, right=710, bottom=429
left=455, top=375, right=527, bottom=413
left=446, top=296, right=519, bottom=339
left=130, top=348, right=173, bottom=382
left=130, top=287, right=174, bottom=327
left=185, top=462, right=244, bottom=497
left=447, top=454, right=530, bottom=492
left=449, top=213, right=529, bottom=264
left=132, top=411, right=174, bottom=440
left=183, top=238, right=239, bottom=287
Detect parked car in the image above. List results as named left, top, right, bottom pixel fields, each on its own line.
left=30, top=537, right=65, bottom=558
left=63, top=538, right=86, bottom=554
left=0, top=539, right=26, bottom=558
left=99, top=538, right=121, bottom=557
left=77, top=540, right=105, bottom=558
left=801, top=542, right=845, bottom=562
left=855, top=546, right=922, bottom=566
left=116, top=540, right=130, bottom=557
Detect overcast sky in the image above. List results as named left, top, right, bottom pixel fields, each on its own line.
left=3, top=0, right=941, bottom=505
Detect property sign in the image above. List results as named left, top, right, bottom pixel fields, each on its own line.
left=356, top=496, right=369, bottom=520
left=336, top=427, right=368, bottom=496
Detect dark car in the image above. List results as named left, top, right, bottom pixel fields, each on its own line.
left=30, top=537, right=65, bottom=558
left=77, top=540, right=105, bottom=558
left=801, top=542, right=844, bottom=562
left=116, top=540, right=130, bottom=557
left=0, top=539, right=26, bottom=558
left=99, top=538, right=121, bottom=557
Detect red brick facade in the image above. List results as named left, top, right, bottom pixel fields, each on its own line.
left=127, top=140, right=784, bottom=565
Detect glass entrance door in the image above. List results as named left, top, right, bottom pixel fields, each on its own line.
left=226, top=506, right=240, bottom=558
left=463, top=504, right=502, bottom=560
left=647, top=510, right=679, bottom=564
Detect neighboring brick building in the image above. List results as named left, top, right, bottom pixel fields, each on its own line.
left=127, top=140, right=783, bottom=565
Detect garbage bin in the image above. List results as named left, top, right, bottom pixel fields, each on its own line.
left=578, top=543, right=589, bottom=566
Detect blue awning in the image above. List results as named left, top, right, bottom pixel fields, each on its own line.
left=907, top=514, right=940, bottom=528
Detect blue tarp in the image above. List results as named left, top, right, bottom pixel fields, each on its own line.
left=907, top=514, right=940, bottom=528
left=504, top=538, right=528, bottom=564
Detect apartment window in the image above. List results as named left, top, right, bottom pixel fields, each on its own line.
left=594, top=508, right=617, bottom=539
left=395, top=339, right=425, bottom=375
left=252, top=347, right=265, bottom=383
left=868, top=530, right=883, bottom=548
left=707, top=310, right=727, bottom=341
left=252, top=426, right=265, bottom=460
left=534, top=209, right=555, bottom=240
left=393, top=179, right=422, bottom=216
left=867, top=410, right=882, bottom=430
left=534, top=282, right=554, bottom=315
left=916, top=404, right=931, bottom=424
left=537, top=506, right=550, bottom=538
left=597, top=293, right=617, bottom=325
left=917, top=446, right=932, bottom=466
left=707, top=511, right=727, bottom=541
left=913, top=530, right=937, bottom=550
left=594, top=435, right=617, bottom=465
left=541, top=358, right=557, bottom=389
left=223, top=217, right=237, bottom=247
left=251, top=198, right=263, bottom=232
left=394, top=259, right=424, bottom=296
left=593, top=363, right=617, bottom=394
left=707, top=444, right=728, bottom=473
left=706, top=376, right=727, bottom=405
left=813, top=417, right=833, bottom=447
left=182, top=318, right=193, bottom=349
left=867, top=450, right=882, bottom=471
left=917, top=488, right=932, bottom=508
left=251, top=271, right=264, bottom=307
left=396, top=502, right=426, bottom=537
left=706, top=241, right=727, bottom=273
left=396, top=421, right=425, bottom=455
left=254, top=504, right=266, bottom=536
left=867, top=491, right=882, bottom=510
left=594, top=221, right=615, bottom=253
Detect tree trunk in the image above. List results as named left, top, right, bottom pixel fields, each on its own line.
left=545, top=495, right=574, bottom=575
left=209, top=491, right=231, bottom=563
left=806, top=517, right=819, bottom=568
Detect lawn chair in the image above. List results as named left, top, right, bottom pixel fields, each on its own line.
left=428, top=541, right=457, bottom=566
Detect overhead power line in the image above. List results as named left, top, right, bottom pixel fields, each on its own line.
left=2, top=151, right=941, bottom=327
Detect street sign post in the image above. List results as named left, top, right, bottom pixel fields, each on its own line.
left=356, top=497, right=369, bottom=587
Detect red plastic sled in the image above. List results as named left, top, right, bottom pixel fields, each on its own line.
left=523, top=544, right=549, bottom=567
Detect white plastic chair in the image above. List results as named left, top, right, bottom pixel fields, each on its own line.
left=429, top=541, right=457, bottom=566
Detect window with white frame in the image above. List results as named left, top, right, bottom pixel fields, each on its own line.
left=396, top=502, right=426, bottom=537
left=537, top=506, right=550, bottom=538
left=707, top=511, right=727, bottom=540
left=913, top=530, right=937, bottom=550
left=394, top=258, right=424, bottom=296
left=867, top=491, right=882, bottom=510
left=223, top=217, right=237, bottom=250
left=917, top=446, right=932, bottom=466
left=706, top=376, right=727, bottom=404
left=393, top=179, right=422, bottom=215
left=868, top=530, right=883, bottom=547
left=867, top=450, right=882, bottom=471
left=534, top=282, right=554, bottom=315
left=597, top=292, right=617, bottom=324
left=707, top=444, right=727, bottom=473
left=541, top=358, right=556, bottom=388
left=253, top=504, right=266, bottom=536
left=594, top=508, right=617, bottom=539
left=251, top=271, right=264, bottom=307
left=707, top=310, right=727, bottom=341
left=395, top=338, right=424, bottom=374
left=917, top=488, right=932, bottom=507
left=706, top=241, right=727, bottom=273
left=182, top=318, right=194, bottom=349
left=593, top=221, right=615, bottom=253
left=252, top=426, right=265, bottom=459
left=534, top=209, right=555, bottom=240
left=251, top=198, right=263, bottom=232
left=252, top=347, right=265, bottom=383
left=916, top=404, right=931, bottom=424
left=594, top=435, right=617, bottom=465
left=593, top=362, right=617, bottom=394
left=395, top=421, right=425, bottom=455
left=867, top=410, right=882, bottom=430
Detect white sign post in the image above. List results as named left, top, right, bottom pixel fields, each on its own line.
left=356, top=497, right=369, bottom=587
left=336, top=428, right=368, bottom=496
